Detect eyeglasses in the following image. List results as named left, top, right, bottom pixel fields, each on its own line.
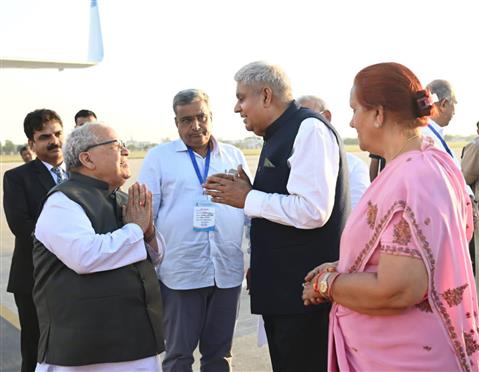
left=177, top=112, right=210, bottom=126
left=84, top=139, right=127, bottom=152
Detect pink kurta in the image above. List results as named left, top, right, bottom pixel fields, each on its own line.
left=329, top=139, right=479, bottom=371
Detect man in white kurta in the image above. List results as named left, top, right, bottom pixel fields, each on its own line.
left=34, top=123, right=165, bottom=371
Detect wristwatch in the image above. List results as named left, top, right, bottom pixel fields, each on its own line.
left=319, top=272, right=332, bottom=297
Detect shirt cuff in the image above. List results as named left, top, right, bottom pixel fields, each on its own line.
left=147, top=230, right=166, bottom=266
left=124, top=223, right=145, bottom=243
left=244, top=190, right=267, bottom=218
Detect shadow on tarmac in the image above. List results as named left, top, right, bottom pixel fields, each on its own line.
left=0, top=316, right=21, bottom=371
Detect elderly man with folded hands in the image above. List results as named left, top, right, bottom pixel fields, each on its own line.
left=33, top=123, right=166, bottom=371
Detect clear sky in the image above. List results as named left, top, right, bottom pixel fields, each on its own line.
left=1, top=0, right=478, bottom=145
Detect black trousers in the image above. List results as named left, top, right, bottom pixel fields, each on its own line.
left=14, top=292, right=39, bottom=372
left=263, top=305, right=330, bottom=372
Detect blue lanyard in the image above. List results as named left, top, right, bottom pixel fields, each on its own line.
left=187, top=146, right=211, bottom=185
left=428, top=124, right=453, bottom=158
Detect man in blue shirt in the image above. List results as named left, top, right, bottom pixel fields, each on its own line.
left=138, top=89, right=250, bottom=372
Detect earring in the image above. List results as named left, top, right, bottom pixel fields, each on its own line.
left=374, top=122, right=381, bottom=128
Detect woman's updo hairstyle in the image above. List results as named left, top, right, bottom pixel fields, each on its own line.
left=353, top=62, right=434, bottom=128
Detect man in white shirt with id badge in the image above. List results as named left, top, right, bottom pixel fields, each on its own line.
left=138, top=89, right=250, bottom=372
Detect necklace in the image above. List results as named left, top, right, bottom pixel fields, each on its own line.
left=390, top=134, right=420, bottom=161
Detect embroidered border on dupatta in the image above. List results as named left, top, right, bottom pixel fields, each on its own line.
left=403, top=205, right=470, bottom=371
left=348, top=200, right=404, bottom=274
left=347, top=200, right=471, bottom=371
left=380, top=244, right=421, bottom=259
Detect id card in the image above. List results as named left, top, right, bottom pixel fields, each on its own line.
left=193, top=200, right=216, bottom=232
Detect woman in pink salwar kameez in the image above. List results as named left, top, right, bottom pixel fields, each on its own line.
left=303, top=62, right=479, bottom=371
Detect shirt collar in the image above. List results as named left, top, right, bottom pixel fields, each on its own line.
left=41, top=160, right=66, bottom=173
left=69, top=171, right=110, bottom=190
left=428, top=119, right=445, bottom=137
left=264, top=101, right=298, bottom=141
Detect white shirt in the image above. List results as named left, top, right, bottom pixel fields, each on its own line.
left=35, top=192, right=164, bottom=273
left=138, top=138, right=250, bottom=290
left=346, top=152, right=370, bottom=210
left=244, top=117, right=340, bottom=229
left=34, top=191, right=165, bottom=371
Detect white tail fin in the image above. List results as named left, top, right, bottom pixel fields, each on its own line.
left=88, top=0, right=103, bottom=62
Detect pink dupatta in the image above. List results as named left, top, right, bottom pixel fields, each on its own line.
left=329, top=139, right=479, bottom=371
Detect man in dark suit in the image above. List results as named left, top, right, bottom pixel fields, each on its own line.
left=3, top=109, right=65, bottom=372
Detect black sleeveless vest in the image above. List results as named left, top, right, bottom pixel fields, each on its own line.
left=33, top=172, right=165, bottom=366
left=250, top=101, right=350, bottom=314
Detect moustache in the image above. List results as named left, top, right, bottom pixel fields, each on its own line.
left=46, top=143, right=61, bottom=151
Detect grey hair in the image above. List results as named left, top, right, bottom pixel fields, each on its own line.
left=426, top=79, right=456, bottom=102
left=172, top=89, right=210, bottom=114
left=296, top=95, right=328, bottom=112
left=63, top=122, right=101, bottom=170
left=234, top=61, right=293, bottom=101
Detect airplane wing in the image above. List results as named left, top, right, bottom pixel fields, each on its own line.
left=0, top=59, right=98, bottom=70
left=0, top=0, right=103, bottom=70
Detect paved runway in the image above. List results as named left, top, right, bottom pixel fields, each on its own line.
left=0, top=316, right=21, bottom=372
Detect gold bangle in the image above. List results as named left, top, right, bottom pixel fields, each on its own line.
left=327, top=273, right=341, bottom=302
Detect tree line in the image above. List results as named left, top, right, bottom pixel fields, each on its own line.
left=2, top=133, right=477, bottom=155
left=0, top=140, right=22, bottom=155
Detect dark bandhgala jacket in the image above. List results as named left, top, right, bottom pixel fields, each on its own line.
left=33, top=172, right=164, bottom=366
left=250, top=101, right=350, bottom=315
